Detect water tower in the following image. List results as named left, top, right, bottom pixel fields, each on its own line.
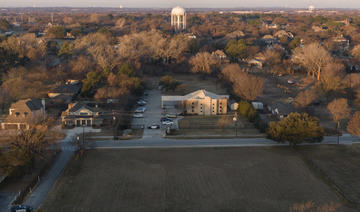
left=171, top=6, right=186, bottom=31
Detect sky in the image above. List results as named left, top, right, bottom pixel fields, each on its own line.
left=1, top=0, right=360, bottom=8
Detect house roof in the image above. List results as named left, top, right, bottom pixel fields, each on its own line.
left=68, top=102, right=95, bottom=113
left=51, top=83, right=81, bottom=95
left=10, top=99, right=43, bottom=112
left=3, top=99, right=43, bottom=124
left=162, top=90, right=229, bottom=102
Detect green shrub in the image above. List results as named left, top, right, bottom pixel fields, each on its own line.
left=238, top=101, right=257, bottom=121
left=267, top=112, right=324, bottom=146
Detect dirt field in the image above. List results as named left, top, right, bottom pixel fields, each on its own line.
left=41, top=147, right=356, bottom=212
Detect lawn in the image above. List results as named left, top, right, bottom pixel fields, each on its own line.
left=41, top=147, right=356, bottom=212
left=156, top=74, right=228, bottom=96
left=177, top=115, right=263, bottom=137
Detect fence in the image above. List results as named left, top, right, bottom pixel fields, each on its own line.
left=11, top=150, right=60, bottom=205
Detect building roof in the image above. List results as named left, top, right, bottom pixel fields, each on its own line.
left=50, top=83, right=81, bottom=95
left=3, top=99, right=44, bottom=124
left=162, top=90, right=229, bottom=102
left=68, top=102, right=94, bottom=113
left=11, top=99, right=43, bottom=112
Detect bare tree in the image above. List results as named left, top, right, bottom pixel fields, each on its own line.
left=88, top=45, right=118, bottom=72
left=221, top=64, right=242, bottom=81
left=327, top=98, right=351, bottom=141
left=189, top=52, right=217, bottom=74
left=221, top=64, right=263, bottom=100
left=260, top=49, right=282, bottom=67
left=327, top=98, right=351, bottom=124
left=317, top=62, right=345, bottom=93
left=290, top=201, right=339, bottom=212
left=294, top=88, right=318, bottom=108
left=232, top=72, right=264, bottom=101
left=347, top=112, right=360, bottom=137
left=292, top=43, right=332, bottom=80
left=350, top=45, right=360, bottom=62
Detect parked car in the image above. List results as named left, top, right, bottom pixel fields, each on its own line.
left=287, top=79, right=295, bottom=84
left=10, top=205, right=33, bottom=212
left=162, top=120, right=174, bottom=125
left=135, top=107, right=146, bottom=113
left=160, top=117, right=173, bottom=122
left=165, top=114, right=177, bottom=118
left=133, top=113, right=144, bottom=118
left=148, top=124, right=160, bottom=129
left=137, top=99, right=147, bottom=106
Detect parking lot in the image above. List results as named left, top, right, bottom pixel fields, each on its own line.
left=131, top=89, right=163, bottom=139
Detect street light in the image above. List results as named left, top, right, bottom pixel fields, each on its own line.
left=233, top=113, right=238, bottom=137
left=113, top=116, right=117, bottom=140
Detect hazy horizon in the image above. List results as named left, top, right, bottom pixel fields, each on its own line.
left=1, top=0, right=360, bottom=9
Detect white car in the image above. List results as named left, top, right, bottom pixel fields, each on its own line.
left=162, top=120, right=174, bottom=125
left=133, top=113, right=144, bottom=118
left=135, top=107, right=146, bottom=113
left=137, top=100, right=147, bottom=106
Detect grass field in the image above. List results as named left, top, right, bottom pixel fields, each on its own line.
left=299, top=144, right=360, bottom=210
left=177, top=115, right=262, bottom=137
left=41, top=147, right=356, bottom=212
left=158, top=74, right=227, bottom=96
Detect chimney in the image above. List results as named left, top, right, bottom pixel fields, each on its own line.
left=68, top=103, right=76, bottom=110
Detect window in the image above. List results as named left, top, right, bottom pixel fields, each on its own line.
left=15, top=112, right=20, bottom=116
left=24, top=112, right=28, bottom=116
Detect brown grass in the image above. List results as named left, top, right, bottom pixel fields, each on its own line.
left=41, top=147, right=355, bottom=212
left=298, top=144, right=360, bottom=210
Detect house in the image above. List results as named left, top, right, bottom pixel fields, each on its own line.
left=1, top=99, right=45, bottom=130
left=332, top=34, right=350, bottom=51
left=161, top=90, right=229, bottom=115
left=262, top=35, right=277, bottom=46
left=225, top=30, right=245, bottom=39
left=247, top=58, right=264, bottom=68
left=48, top=80, right=81, bottom=99
left=274, top=30, right=294, bottom=39
left=212, top=50, right=228, bottom=63
left=61, top=102, right=103, bottom=127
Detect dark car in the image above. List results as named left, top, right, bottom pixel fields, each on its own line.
left=10, top=205, right=33, bottom=212
left=160, top=117, right=173, bottom=122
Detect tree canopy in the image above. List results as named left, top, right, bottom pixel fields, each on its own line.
left=267, top=113, right=324, bottom=146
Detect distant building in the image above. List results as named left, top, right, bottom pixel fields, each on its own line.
left=1, top=99, right=45, bottom=130
left=212, top=50, right=228, bottom=62
left=171, top=6, right=186, bottom=31
left=61, top=102, right=103, bottom=127
left=162, top=90, right=229, bottom=115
